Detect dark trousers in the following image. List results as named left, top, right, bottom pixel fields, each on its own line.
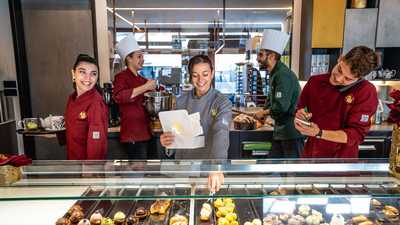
left=270, top=138, right=304, bottom=158
left=123, top=141, right=149, bottom=159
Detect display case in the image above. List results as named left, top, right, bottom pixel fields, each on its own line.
left=1, top=159, right=399, bottom=225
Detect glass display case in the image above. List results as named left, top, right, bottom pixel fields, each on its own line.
left=0, top=159, right=399, bottom=225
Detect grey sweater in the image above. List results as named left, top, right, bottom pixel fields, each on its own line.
left=173, top=88, right=232, bottom=159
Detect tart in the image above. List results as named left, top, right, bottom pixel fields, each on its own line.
left=113, top=211, right=126, bottom=225
left=134, top=207, right=148, bottom=219
left=351, top=215, right=368, bottom=223
left=67, top=204, right=83, bottom=217
left=150, top=194, right=171, bottom=215
left=101, top=217, right=115, bottom=225
left=358, top=221, right=374, bottom=225
left=56, top=217, right=71, bottom=225
left=90, top=211, right=103, bottom=225
left=70, top=210, right=84, bottom=224
left=169, top=215, right=188, bottom=225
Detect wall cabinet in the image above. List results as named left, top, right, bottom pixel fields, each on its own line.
left=343, top=8, right=378, bottom=54
left=376, top=0, right=400, bottom=47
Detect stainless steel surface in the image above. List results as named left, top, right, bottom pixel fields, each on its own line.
left=343, top=8, right=378, bottom=53
left=144, top=91, right=174, bottom=117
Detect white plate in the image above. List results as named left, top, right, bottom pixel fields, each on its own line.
left=45, top=128, right=66, bottom=132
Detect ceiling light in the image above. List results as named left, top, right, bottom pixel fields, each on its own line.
left=109, top=7, right=292, bottom=11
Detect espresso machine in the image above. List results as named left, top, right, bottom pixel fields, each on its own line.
left=103, top=82, right=120, bottom=127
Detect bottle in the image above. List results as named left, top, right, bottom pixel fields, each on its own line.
left=375, top=100, right=384, bottom=125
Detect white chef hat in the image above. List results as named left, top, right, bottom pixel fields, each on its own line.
left=116, top=33, right=141, bottom=61
left=260, top=29, right=290, bottom=55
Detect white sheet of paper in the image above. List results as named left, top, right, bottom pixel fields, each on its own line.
left=159, top=110, right=204, bottom=149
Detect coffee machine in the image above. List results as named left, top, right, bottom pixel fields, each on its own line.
left=103, top=82, right=120, bottom=127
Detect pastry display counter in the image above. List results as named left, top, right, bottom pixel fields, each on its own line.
left=1, top=159, right=400, bottom=225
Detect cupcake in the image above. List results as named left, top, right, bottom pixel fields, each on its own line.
left=67, top=205, right=83, bottom=217
left=56, top=217, right=71, bottom=225
left=124, top=216, right=138, bottom=225
left=90, top=211, right=103, bottom=225
left=113, top=211, right=126, bottom=225
left=78, top=219, right=90, bottom=225
left=70, top=210, right=84, bottom=224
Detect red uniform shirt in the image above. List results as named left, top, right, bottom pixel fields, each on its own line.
left=297, top=74, right=378, bottom=158
left=65, top=88, right=108, bottom=160
left=112, top=69, right=151, bottom=142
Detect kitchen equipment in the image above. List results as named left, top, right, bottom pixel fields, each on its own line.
left=144, top=91, right=175, bottom=130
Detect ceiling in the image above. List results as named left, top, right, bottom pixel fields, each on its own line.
left=107, top=0, right=293, bottom=30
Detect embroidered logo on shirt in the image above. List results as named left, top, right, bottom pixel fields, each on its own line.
left=360, top=114, right=369, bottom=122
left=211, top=108, right=218, bottom=118
left=79, top=111, right=87, bottom=120
left=276, top=92, right=282, bottom=98
left=92, top=131, right=100, bottom=139
left=345, top=95, right=354, bottom=104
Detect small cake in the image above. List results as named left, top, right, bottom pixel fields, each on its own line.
left=113, top=211, right=126, bottom=225
left=305, top=214, right=322, bottom=225
left=252, top=218, right=262, bottom=225
left=150, top=197, right=171, bottom=215
left=243, top=222, right=253, bottom=225
left=230, top=221, right=239, bottom=225
left=214, top=198, right=224, bottom=208
left=169, top=215, right=188, bottom=225
left=330, top=214, right=345, bottom=225
left=371, top=199, right=382, bottom=207
left=67, top=204, right=83, bottom=217
left=278, top=214, right=289, bottom=222
left=218, top=217, right=230, bottom=225
left=134, top=207, right=148, bottom=219
left=101, top=217, right=115, bottom=225
left=77, top=219, right=90, bottom=225
left=287, top=215, right=304, bottom=225
left=225, top=213, right=237, bottom=222
left=358, top=221, right=374, bottom=225
left=70, top=210, right=84, bottom=224
left=200, top=203, right=212, bottom=221
left=351, top=215, right=368, bottom=223
left=55, top=217, right=71, bottom=225
left=263, top=214, right=283, bottom=225
left=90, top=211, right=103, bottom=225
left=124, top=216, right=138, bottom=225
left=298, top=205, right=311, bottom=217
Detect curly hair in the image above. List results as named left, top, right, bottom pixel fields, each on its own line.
left=343, top=46, right=378, bottom=78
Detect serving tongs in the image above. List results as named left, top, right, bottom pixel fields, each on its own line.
left=207, top=191, right=216, bottom=202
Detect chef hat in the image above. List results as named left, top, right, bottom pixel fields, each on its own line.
left=246, top=36, right=262, bottom=51
left=260, top=29, right=290, bottom=55
left=116, top=33, right=141, bottom=61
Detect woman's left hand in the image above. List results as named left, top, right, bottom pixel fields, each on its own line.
left=294, top=120, right=320, bottom=137
left=208, top=171, right=224, bottom=193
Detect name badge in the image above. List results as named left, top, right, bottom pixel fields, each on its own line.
left=276, top=92, right=282, bottom=98
left=92, top=131, right=100, bottom=139
left=360, top=114, right=369, bottom=122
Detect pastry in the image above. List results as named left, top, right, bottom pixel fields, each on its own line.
left=214, top=198, right=224, bottom=208
left=169, top=215, right=188, bottom=225
left=305, top=214, right=322, bottom=225
left=278, top=214, right=289, bottom=222
left=150, top=197, right=171, bottom=215
left=263, top=214, right=283, bottom=225
left=200, top=203, right=212, bottom=221
left=225, top=213, right=237, bottom=222
left=124, top=216, right=138, bottom=225
left=330, top=214, right=344, bottom=225
left=351, top=215, right=368, bottom=223
left=101, top=217, right=115, bottom=225
left=252, top=219, right=262, bottom=225
left=243, top=222, right=253, bottom=225
left=233, top=114, right=256, bottom=130
left=230, top=221, right=239, bottom=225
left=358, top=221, right=373, bottom=225
left=218, top=217, right=230, bottom=225
left=384, top=205, right=399, bottom=215
left=56, top=217, right=71, bottom=225
left=113, top=211, right=126, bottom=225
left=134, top=207, right=148, bottom=219
left=78, top=219, right=90, bottom=225
left=70, top=210, right=84, bottom=224
left=298, top=205, right=311, bottom=217
left=371, top=199, right=382, bottom=207
left=67, top=204, right=83, bottom=217
left=90, top=211, right=103, bottom=225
